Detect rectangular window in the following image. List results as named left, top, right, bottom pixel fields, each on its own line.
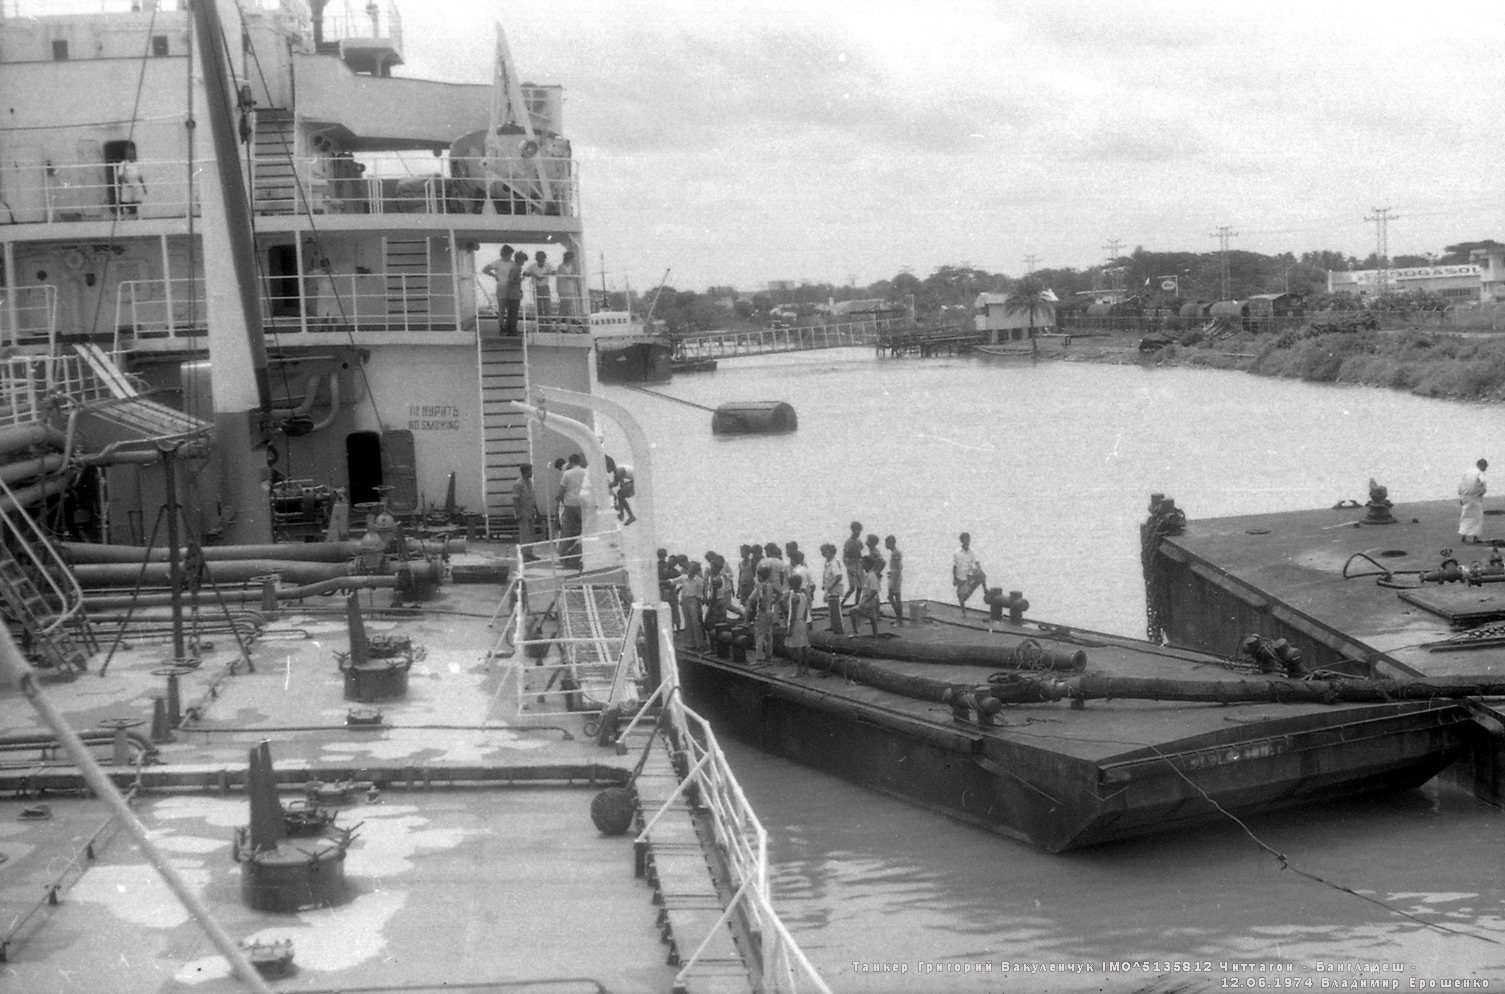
left=151, top=35, right=169, bottom=57
left=51, top=39, right=68, bottom=61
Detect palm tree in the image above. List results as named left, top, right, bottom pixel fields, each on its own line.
left=1004, top=277, right=1056, bottom=356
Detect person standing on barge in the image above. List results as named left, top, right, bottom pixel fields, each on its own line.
left=786, top=575, right=812, bottom=676
left=680, top=562, right=707, bottom=649
left=1459, top=458, right=1488, bottom=545
left=820, top=542, right=845, bottom=634
left=884, top=534, right=904, bottom=625
left=841, top=521, right=864, bottom=606
left=745, top=565, right=778, bottom=663
left=953, top=532, right=986, bottom=614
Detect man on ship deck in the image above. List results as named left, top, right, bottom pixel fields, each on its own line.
left=1459, top=457, right=1489, bottom=544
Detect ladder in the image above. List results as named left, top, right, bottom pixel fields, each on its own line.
left=383, top=237, right=431, bottom=331
left=251, top=109, right=300, bottom=214
left=477, top=337, right=529, bottom=536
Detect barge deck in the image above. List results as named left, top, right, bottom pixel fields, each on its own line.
left=1145, top=492, right=1505, bottom=806
left=676, top=599, right=1477, bottom=852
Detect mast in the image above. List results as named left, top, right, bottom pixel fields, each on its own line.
left=191, top=0, right=273, bottom=543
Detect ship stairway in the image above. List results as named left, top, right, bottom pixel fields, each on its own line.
left=252, top=109, right=299, bottom=215
left=476, top=337, right=529, bottom=536
left=0, top=475, right=96, bottom=678
left=501, top=572, right=632, bottom=720
left=383, top=237, right=431, bottom=330
left=66, top=345, right=213, bottom=455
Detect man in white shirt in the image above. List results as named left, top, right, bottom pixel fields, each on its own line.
left=1459, top=458, right=1489, bottom=545
left=523, top=250, right=554, bottom=320
left=557, top=453, right=588, bottom=570
left=953, top=532, right=986, bottom=614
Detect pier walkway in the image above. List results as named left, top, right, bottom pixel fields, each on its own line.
left=673, top=320, right=986, bottom=362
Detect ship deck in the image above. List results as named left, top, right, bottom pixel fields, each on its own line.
left=0, top=551, right=688, bottom=993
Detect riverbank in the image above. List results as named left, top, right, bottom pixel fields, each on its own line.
left=1048, top=326, right=1505, bottom=402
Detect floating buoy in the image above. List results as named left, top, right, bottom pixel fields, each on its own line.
left=711, top=401, right=797, bottom=435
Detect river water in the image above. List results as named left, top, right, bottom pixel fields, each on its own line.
left=597, top=352, right=1505, bottom=991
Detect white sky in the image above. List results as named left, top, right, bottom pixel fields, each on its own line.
left=395, top=0, right=1505, bottom=292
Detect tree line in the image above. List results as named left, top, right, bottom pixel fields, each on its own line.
left=624, top=239, right=1502, bottom=336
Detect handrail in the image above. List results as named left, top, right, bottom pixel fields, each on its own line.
left=629, top=607, right=831, bottom=994
left=514, top=392, right=828, bottom=991
left=0, top=473, right=88, bottom=639
left=673, top=316, right=908, bottom=361
left=4, top=153, right=578, bottom=224
left=0, top=285, right=58, bottom=348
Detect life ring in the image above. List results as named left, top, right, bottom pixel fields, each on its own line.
left=60, top=248, right=87, bottom=273
left=519, top=139, right=539, bottom=159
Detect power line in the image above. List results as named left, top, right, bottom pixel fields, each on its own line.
left=1209, top=225, right=1238, bottom=299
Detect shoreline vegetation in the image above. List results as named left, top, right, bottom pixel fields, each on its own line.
left=1048, top=323, right=1505, bottom=403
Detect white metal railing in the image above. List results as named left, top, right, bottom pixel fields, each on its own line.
left=630, top=610, right=832, bottom=994
left=0, top=285, right=58, bottom=347
left=0, top=475, right=87, bottom=638
left=115, top=272, right=474, bottom=341
left=0, top=352, right=124, bottom=429
left=258, top=155, right=578, bottom=219
left=6, top=153, right=578, bottom=224
left=674, top=316, right=906, bottom=360
left=497, top=529, right=633, bottom=719
left=321, top=0, right=402, bottom=51
left=8, top=158, right=196, bottom=225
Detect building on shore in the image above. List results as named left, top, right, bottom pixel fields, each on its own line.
left=1326, top=265, right=1482, bottom=301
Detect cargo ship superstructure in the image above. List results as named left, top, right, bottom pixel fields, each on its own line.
left=1, top=0, right=592, bottom=542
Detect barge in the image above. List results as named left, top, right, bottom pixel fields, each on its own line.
left=1143, top=488, right=1505, bottom=805
left=676, top=594, right=1482, bottom=852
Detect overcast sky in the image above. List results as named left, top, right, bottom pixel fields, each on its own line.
left=398, top=0, right=1503, bottom=293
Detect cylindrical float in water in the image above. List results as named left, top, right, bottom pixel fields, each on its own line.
left=711, top=401, right=798, bottom=434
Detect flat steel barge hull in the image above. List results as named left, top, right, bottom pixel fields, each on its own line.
left=678, top=600, right=1473, bottom=851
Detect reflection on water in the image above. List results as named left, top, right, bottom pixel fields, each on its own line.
left=598, top=352, right=1505, bottom=989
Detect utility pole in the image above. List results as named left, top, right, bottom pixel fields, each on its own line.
left=1366, top=207, right=1397, bottom=296
left=1023, top=254, right=1038, bottom=275
left=1209, top=225, right=1238, bottom=300
left=1102, top=239, right=1122, bottom=293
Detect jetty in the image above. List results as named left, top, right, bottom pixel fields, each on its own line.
left=672, top=320, right=985, bottom=363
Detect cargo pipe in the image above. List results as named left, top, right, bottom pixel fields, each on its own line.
left=81, top=574, right=398, bottom=611
left=0, top=727, right=158, bottom=760
left=61, top=536, right=464, bottom=564
left=73, top=559, right=365, bottom=587
left=0, top=471, right=71, bottom=513
left=0, top=424, right=66, bottom=455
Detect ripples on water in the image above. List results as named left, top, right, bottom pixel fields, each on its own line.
left=598, top=352, right=1505, bottom=989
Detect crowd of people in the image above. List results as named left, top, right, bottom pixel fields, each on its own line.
left=481, top=244, right=583, bottom=337
left=654, top=525, right=992, bottom=671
